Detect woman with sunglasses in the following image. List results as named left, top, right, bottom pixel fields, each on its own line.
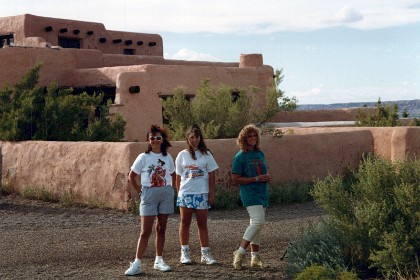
left=125, top=124, right=176, bottom=276
left=175, top=124, right=219, bottom=265
left=231, top=124, right=271, bottom=270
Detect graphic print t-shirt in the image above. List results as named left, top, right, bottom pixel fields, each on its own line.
left=175, top=150, right=219, bottom=195
left=231, top=150, right=268, bottom=207
left=131, top=152, right=175, bottom=188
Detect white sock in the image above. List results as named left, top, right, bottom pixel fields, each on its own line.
left=238, top=246, right=246, bottom=255
left=133, top=258, right=141, bottom=266
left=181, top=245, right=190, bottom=251
left=201, top=247, right=210, bottom=253
left=251, top=252, right=259, bottom=257
left=155, top=256, right=163, bottom=263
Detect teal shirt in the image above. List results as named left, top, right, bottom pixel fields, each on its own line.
left=231, top=150, right=269, bottom=207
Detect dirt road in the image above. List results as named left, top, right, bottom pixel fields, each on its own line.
left=0, top=195, right=325, bottom=279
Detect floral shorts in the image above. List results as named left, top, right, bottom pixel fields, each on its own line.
left=177, top=193, right=210, bottom=209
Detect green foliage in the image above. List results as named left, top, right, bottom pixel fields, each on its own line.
left=0, top=64, right=126, bottom=141
left=287, top=221, right=347, bottom=277
left=269, top=181, right=313, bottom=204
left=213, top=187, right=242, bottom=210
left=356, top=99, right=399, bottom=127
left=162, top=69, right=296, bottom=140
left=310, top=156, right=420, bottom=278
left=295, top=264, right=336, bottom=280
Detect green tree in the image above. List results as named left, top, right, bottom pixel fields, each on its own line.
left=356, top=99, right=399, bottom=127
left=0, top=64, right=126, bottom=141
left=162, top=69, right=297, bottom=139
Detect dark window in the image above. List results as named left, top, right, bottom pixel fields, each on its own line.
left=58, top=37, right=80, bottom=48
left=124, top=49, right=135, bottom=55
left=0, top=34, right=14, bottom=48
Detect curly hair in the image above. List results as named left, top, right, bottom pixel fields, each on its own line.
left=185, top=124, right=211, bottom=160
left=236, top=124, right=260, bottom=152
left=145, top=124, right=171, bottom=156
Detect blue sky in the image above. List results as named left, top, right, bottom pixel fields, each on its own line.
left=1, top=0, right=419, bottom=104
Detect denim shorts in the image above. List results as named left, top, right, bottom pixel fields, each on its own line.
left=176, top=193, right=210, bottom=209
left=139, top=185, right=175, bottom=216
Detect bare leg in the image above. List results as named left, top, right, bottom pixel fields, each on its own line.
left=195, top=209, right=209, bottom=247
left=179, top=207, right=193, bottom=245
left=155, top=214, right=169, bottom=256
left=135, top=216, right=156, bottom=259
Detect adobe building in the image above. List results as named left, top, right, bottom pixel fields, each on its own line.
left=0, top=14, right=274, bottom=141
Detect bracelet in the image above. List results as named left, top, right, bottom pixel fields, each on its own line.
left=255, top=176, right=259, bottom=182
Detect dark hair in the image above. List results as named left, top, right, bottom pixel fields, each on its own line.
left=145, top=124, right=171, bottom=156
left=186, top=124, right=211, bottom=160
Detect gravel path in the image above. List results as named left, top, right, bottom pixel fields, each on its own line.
left=0, top=195, right=325, bottom=279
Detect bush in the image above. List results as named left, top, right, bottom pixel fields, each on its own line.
left=295, top=264, right=336, bottom=280
left=162, top=69, right=297, bottom=140
left=0, top=64, right=126, bottom=141
left=355, top=99, right=399, bottom=127
left=269, top=181, right=312, bottom=204
left=310, top=156, right=420, bottom=278
left=286, top=220, right=347, bottom=277
left=21, top=186, right=59, bottom=202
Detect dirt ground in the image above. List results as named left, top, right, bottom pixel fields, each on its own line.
left=0, top=195, right=325, bottom=280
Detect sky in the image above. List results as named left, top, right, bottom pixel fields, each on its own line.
left=1, top=0, right=420, bottom=105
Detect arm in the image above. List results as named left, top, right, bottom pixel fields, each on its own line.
left=231, top=173, right=270, bottom=185
left=128, top=170, right=141, bottom=193
left=176, top=174, right=181, bottom=192
left=171, top=172, right=176, bottom=190
left=208, top=171, right=215, bottom=206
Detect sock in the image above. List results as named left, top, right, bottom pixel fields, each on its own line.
left=201, top=246, right=210, bottom=253
left=133, top=258, right=141, bottom=266
left=181, top=245, right=190, bottom=251
left=251, top=252, right=259, bottom=257
left=155, top=256, right=163, bottom=263
left=238, top=246, right=246, bottom=255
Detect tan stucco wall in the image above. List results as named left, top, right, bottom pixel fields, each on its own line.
left=1, top=127, right=418, bottom=210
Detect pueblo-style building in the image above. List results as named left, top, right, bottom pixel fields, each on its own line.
left=0, top=14, right=274, bottom=141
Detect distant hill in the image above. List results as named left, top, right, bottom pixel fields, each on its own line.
left=297, top=99, right=420, bottom=118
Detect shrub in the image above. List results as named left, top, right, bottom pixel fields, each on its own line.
left=310, top=156, right=420, bottom=278
left=286, top=220, right=347, bottom=277
left=162, top=69, right=297, bottom=140
left=0, top=64, right=126, bottom=141
left=269, top=181, right=312, bottom=204
left=295, top=264, right=336, bottom=280
left=355, top=99, right=399, bottom=127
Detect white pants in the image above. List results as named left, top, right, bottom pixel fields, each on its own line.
left=243, top=205, right=266, bottom=245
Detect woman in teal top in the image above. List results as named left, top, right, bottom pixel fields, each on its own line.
left=231, top=124, right=271, bottom=270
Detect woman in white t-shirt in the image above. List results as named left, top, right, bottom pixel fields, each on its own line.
left=125, top=124, right=176, bottom=276
left=175, top=124, right=219, bottom=265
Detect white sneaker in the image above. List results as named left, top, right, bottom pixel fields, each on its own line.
left=201, top=250, right=217, bottom=265
left=181, top=248, right=193, bottom=264
left=124, top=262, right=141, bottom=276
left=153, top=260, right=171, bottom=272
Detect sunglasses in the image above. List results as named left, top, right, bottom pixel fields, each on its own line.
left=149, top=136, right=163, bottom=141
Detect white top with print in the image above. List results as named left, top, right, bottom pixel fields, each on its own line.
left=175, top=149, right=219, bottom=195
left=131, top=152, right=175, bottom=188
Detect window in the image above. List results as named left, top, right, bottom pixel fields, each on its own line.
left=0, top=34, right=14, bottom=48
left=124, top=49, right=135, bottom=55
left=58, top=37, right=80, bottom=48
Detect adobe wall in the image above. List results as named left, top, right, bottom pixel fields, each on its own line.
left=113, top=64, right=274, bottom=141
left=1, top=127, right=418, bottom=210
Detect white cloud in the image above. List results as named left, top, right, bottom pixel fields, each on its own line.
left=334, top=7, right=363, bottom=23
left=170, top=48, right=220, bottom=61
left=1, top=0, right=420, bottom=34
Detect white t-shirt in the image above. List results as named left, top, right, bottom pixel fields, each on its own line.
left=131, top=152, right=175, bottom=188
left=175, top=149, right=219, bottom=195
